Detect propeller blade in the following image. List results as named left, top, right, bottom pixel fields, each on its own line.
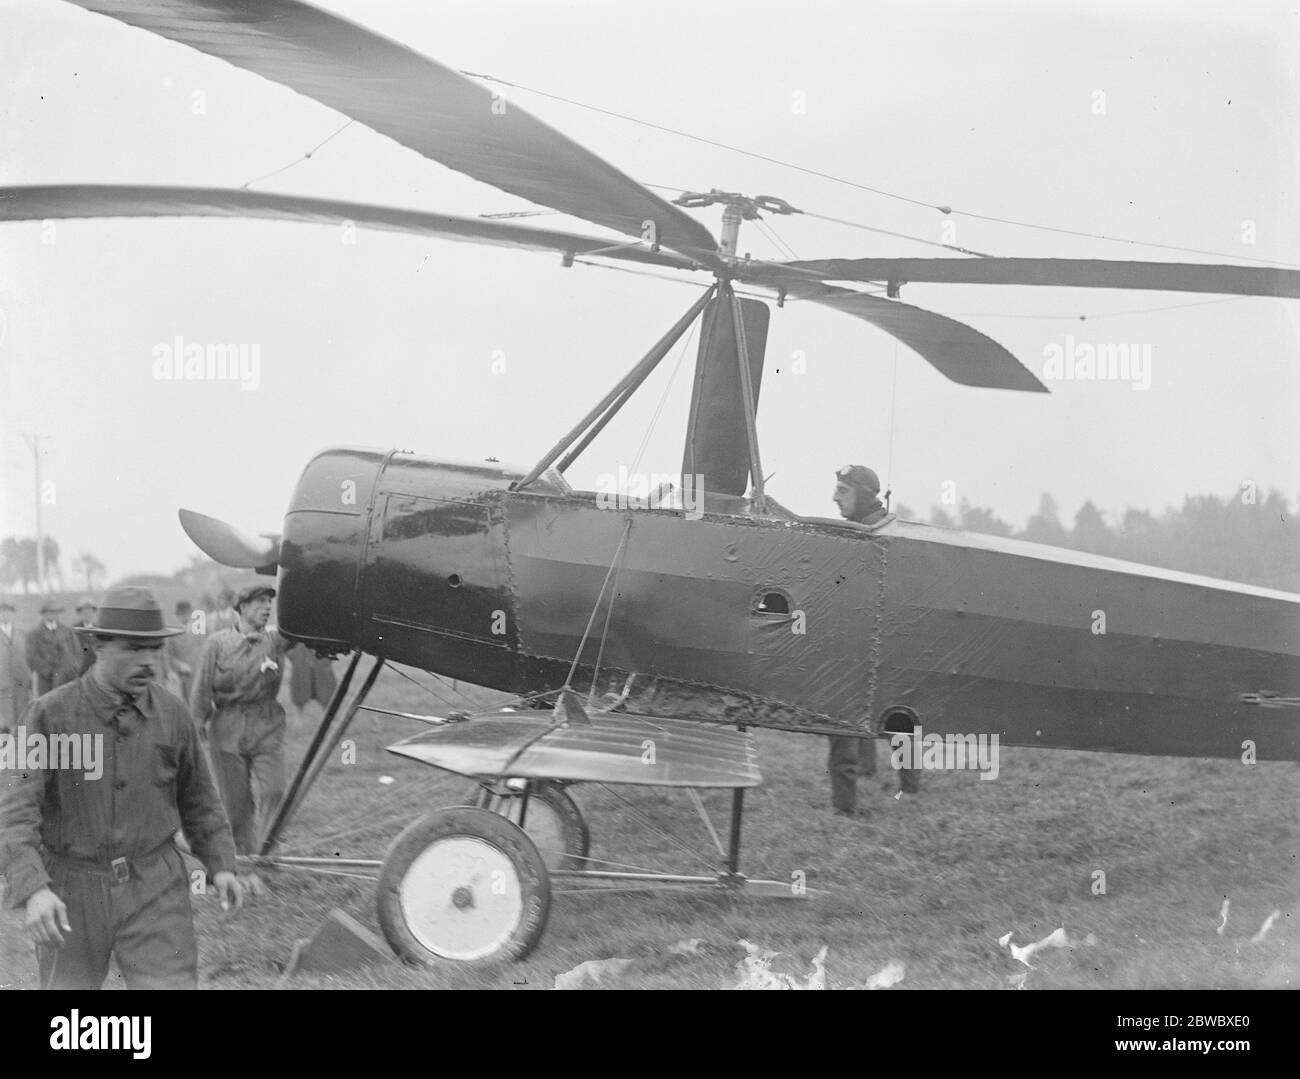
left=65, top=0, right=722, bottom=267
left=179, top=508, right=280, bottom=571
left=775, top=257, right=1300, bottom=298
left=741, top=266, right=1047, bottom=392
left=0, top=185, right=702, bottom=270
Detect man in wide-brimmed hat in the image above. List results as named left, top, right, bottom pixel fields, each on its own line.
left=0, top=599, right=31, bottom=729
left=0, top=586, right=243, bottom=989
left=190, top=582, right=291, bottom=855
left=25, top=600, right=81, bottom=697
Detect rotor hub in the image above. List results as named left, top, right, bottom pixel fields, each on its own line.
left=673, top=189, right=802, bottom=259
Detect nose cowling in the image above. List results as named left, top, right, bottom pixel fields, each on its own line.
left=276, top=447, right=386, bottom=652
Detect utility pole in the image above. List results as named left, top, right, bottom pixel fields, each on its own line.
left=22, top=432, right=45, bottom=594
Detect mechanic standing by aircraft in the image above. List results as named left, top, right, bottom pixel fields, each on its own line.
left=190, top=583, right=291, bottom=855
left=827, top=465, right=921, bottom=816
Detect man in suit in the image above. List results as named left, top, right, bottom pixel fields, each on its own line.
left=0, top=600, right=32, bottom=729
left=72, top=597, right=99, bottom=676
left=164, top=600, right=205, bottom=703
left=25, top=601, right=81, bottom=698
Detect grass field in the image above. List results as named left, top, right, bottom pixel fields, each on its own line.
left=2, top=663, right=1296, bottom=990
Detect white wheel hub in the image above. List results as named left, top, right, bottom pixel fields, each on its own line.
left=399, top=835, right=525, bottom=961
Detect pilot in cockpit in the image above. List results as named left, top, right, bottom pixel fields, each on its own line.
left=832, top=464, right=888, bottom=527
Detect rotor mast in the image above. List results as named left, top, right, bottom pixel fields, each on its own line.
left=719, top=201, right=745, bottom=258
left=518, top=191, right=797, bottom=507
left=673, top=191, right=801, bottom=513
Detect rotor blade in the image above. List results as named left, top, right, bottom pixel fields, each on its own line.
left=776, top=257, right=1300, bottom=298
left=0, top=184, right=702, bottom=270
left=810, top=289, right=1048, bottom=392
left=740, top=266, right=1047, bottom=392
left=179, top=508, right=280, bottom=570
left=65, top=0, right=722, bottom=267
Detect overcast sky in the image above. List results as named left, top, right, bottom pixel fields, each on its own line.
left=2, top=0, right=1298, bottom=583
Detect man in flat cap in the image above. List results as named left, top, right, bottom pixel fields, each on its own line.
left=190, top=583, right=291, bottom=855
left=26, top=600, right=81, bottom=697
left=72, top=597, right=99, bottom=676
left=0, top=586, right=243, bottom=989
left=826, top=465, right=919, bottom=816
left=0, top=600, right=32, bottom=729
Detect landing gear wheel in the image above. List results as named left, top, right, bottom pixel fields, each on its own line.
left=377, top=806, right=551, bottom=966
left=470, top=781, right=591, bottom=872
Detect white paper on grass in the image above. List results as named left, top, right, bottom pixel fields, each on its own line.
left=553, top=957, right=636, bottom=989
left=1250, top=910, right=1280, bottom=944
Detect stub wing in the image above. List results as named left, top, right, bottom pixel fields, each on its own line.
left=385, top=708, right=761, bottom=787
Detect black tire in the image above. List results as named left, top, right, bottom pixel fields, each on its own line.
left=377, top=806, right=551, bottom=966
left=467, top=781, right=591, bottom=872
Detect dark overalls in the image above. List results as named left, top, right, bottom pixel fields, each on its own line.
left=190, top=627, right=289, bottom=854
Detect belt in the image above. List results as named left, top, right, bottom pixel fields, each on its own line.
left=45, top=838, right=175, bottom=886
left=211, top=698, right=281, bottom=712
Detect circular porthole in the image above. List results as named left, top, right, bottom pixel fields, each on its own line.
left=448, top=573, right=462, bottom=588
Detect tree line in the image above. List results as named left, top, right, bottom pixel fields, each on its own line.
left=895, top=489, right=1299, bottom=592
left=0, top=536, right=106, bottom=594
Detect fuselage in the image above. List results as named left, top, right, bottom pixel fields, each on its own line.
left=276, top=448, right=1300, bottom=761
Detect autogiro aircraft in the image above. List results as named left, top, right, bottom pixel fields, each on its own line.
left=5, top=0, right=1298, bottom=965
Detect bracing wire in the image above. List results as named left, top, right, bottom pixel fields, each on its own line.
left=381, top=660, right=466, bottom=713
left=464, top=71, right=1299, bottom=270
left=564, top=518, right=635, bottom=690
left=754, top=217, right=800, bottom=261
left=630, top=320, right=698, bottom=474
left=240, top=120, right=354, bottom=190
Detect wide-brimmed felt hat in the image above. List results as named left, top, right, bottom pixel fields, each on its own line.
left=75, top=596, right=98, bottom=612
left=40, top=601, right=65, bottom=615
left=236, top=583, right=276, bottom=609
left=74, top=586, right=183, bottom=638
